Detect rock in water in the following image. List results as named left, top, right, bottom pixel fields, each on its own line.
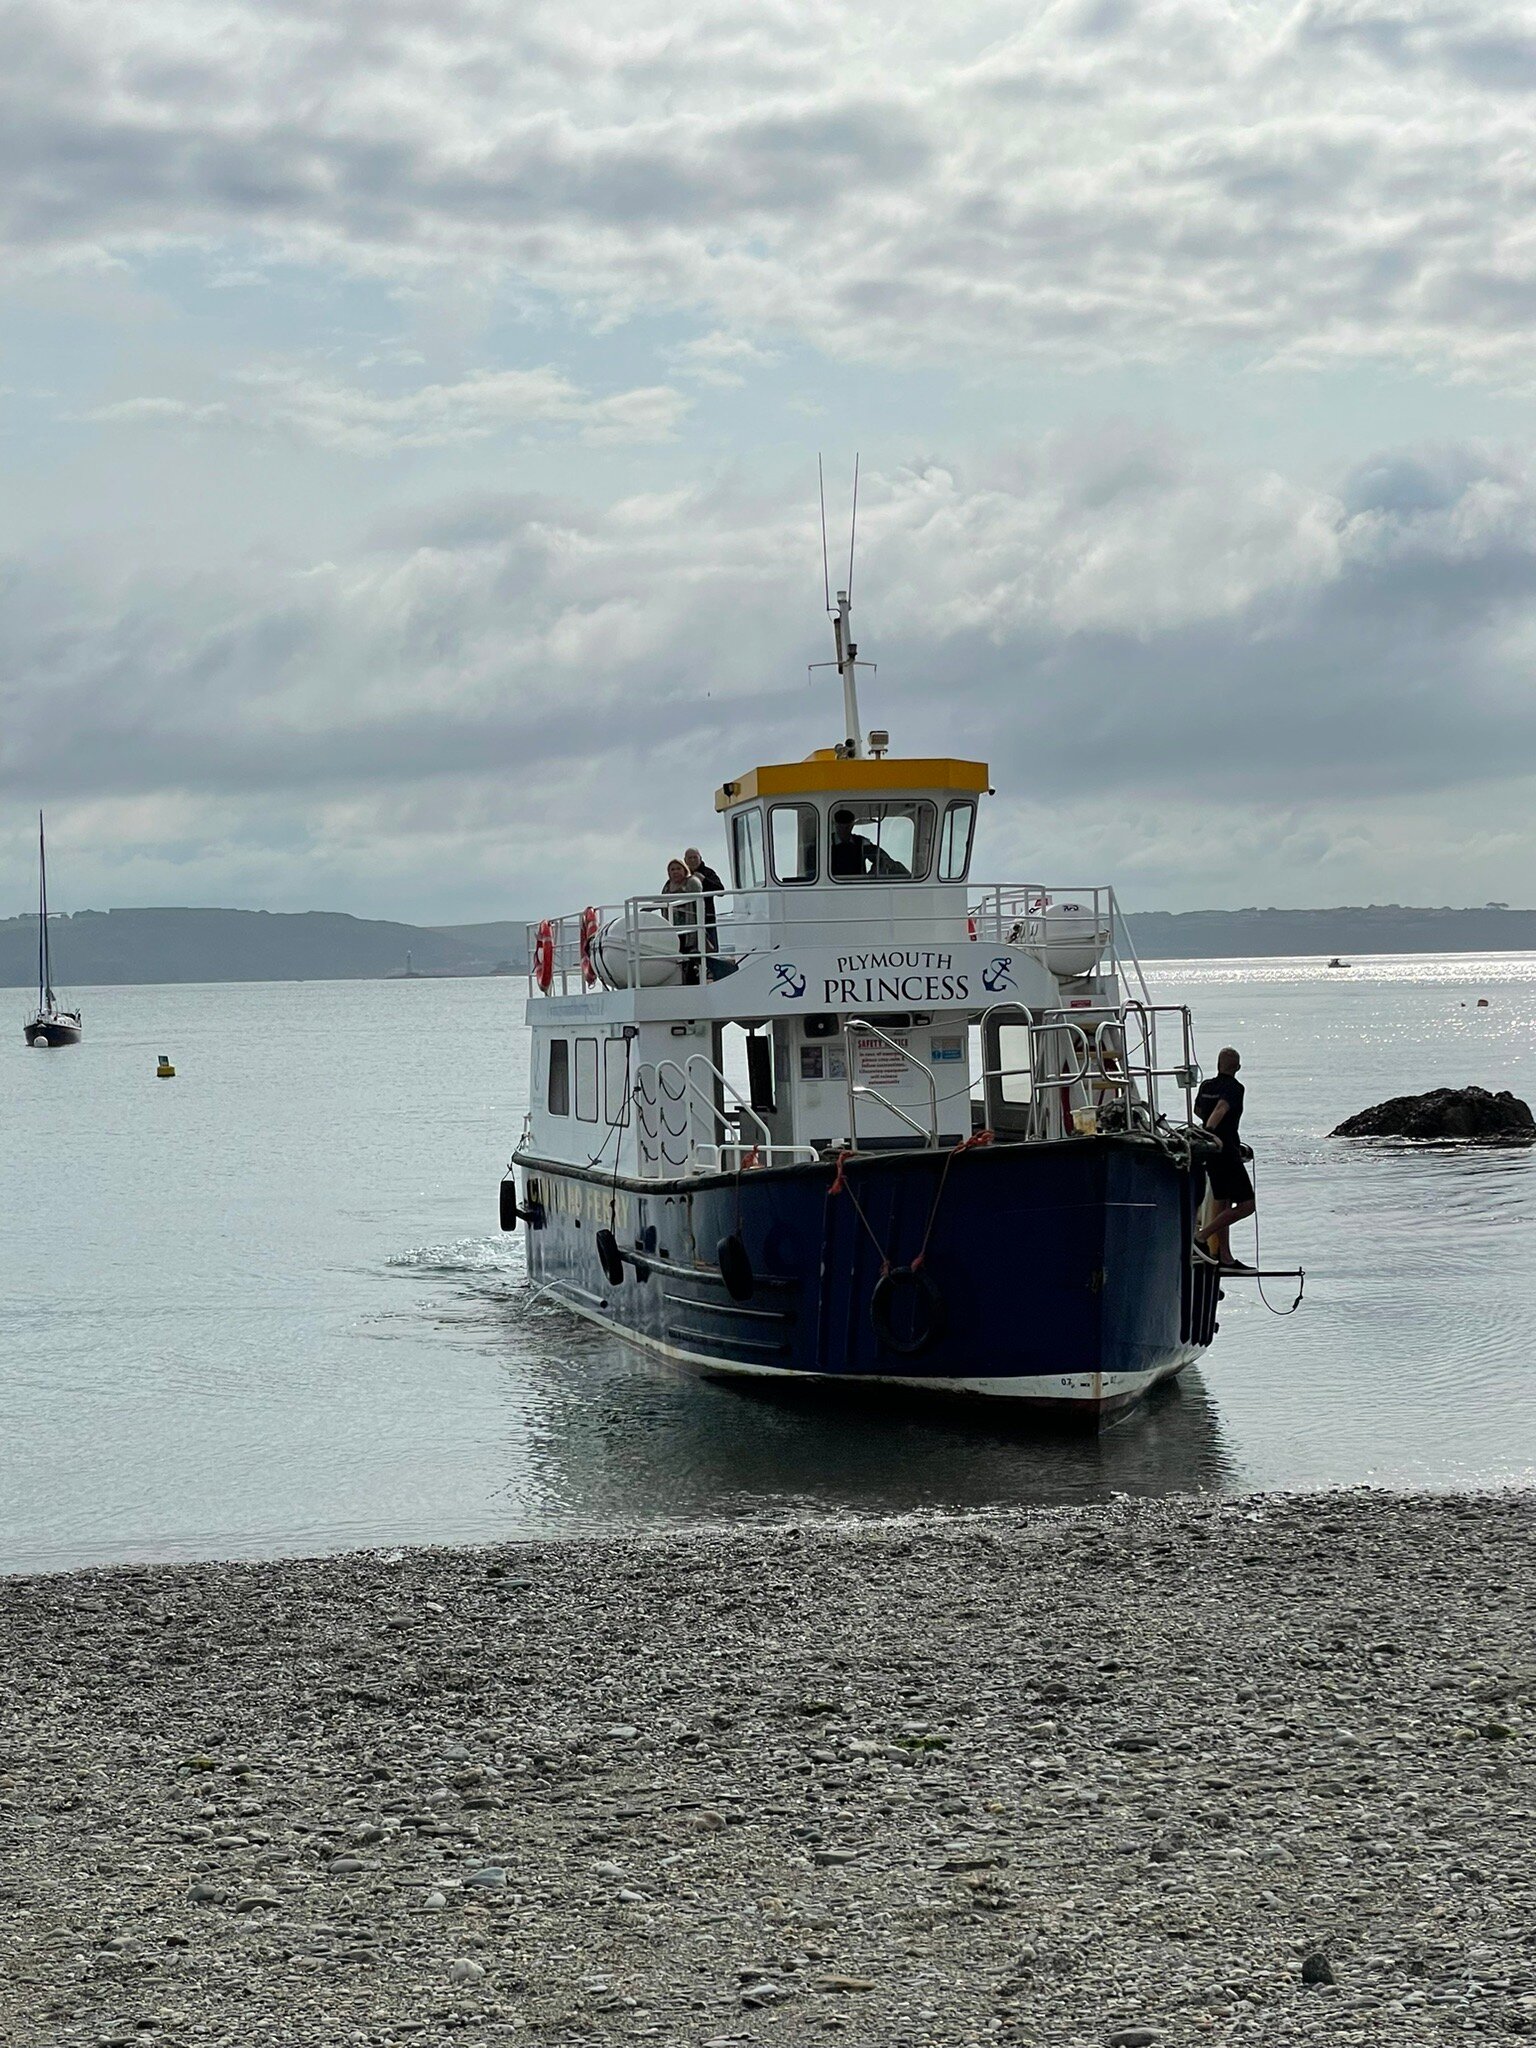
left=1331, top=1086, right=1535, bottom=1142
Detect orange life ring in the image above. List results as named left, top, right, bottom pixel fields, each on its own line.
left=533, top=919, right=556, bottom=993
left=966, top=914, right=978, bottom=941
left=579, top=906, right=599, bottom=987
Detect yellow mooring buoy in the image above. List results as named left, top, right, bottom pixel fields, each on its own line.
left=157, top=1054, right=176, bottom=1078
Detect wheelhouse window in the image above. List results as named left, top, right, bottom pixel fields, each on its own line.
left=769, top=802, right=819, bottom=883
left=731, top=808, right=766, bottom=889
left=574, top=1037, right=599, bottom=1122
left=547, top=1037, right=570, bottom=1116
left=937, top=798, right=977, bottom=881
left=828, top=799, right=936, bottom=882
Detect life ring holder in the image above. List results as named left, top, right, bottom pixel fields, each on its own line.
left=579, top=906, right=600, bottom=988
left=533, top=919, right=556, bottom=993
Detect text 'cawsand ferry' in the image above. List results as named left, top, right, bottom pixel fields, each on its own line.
left=501, top=590, right=1231, bottom=1422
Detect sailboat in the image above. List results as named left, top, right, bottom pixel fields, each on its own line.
left=24, top=812, right=83, bottom=1047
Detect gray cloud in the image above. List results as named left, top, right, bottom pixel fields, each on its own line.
left=5, top=0, right=1536, bottom=379
left=6, top=442, right=1536, bottom=915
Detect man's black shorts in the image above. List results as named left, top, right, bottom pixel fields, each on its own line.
left=1208, top=1150, right=1254, bottom=1205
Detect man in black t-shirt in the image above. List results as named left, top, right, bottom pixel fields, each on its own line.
left=829, top=807, right=910, bottom=878
left=1194, top=1046, right=1255, bottom=1270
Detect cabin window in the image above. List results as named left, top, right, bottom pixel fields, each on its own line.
left=574, top=1037, right=599, bottom=1122
left=828, top=799, right=936, bottom=882
left=769, top=802, right=819, bottom=884
left=731, top=808, right=766, bottom=890
left=938, top=799, right=977, bottom=881
left=547, top=1038, right=570, bottom=1116
left=603, top=1035, right=631, bottom=1125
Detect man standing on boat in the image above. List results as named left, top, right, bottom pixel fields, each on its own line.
left=1196, top=1047, right=1256, bottom=1269
left=686, top=846, right=725, bottom=956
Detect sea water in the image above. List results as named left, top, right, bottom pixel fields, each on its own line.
left=3, top=954, right=1533, bottom=1572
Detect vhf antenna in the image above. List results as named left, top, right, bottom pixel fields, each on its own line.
left=847, top=451, right=859, bottom=605
left=819, top=453, right=832, bottom=614
left=810, top=454, right=872, bottom=758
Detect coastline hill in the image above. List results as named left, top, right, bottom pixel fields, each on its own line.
left=1, top=903, right=1532, bottom=986
left=0, top=908, right=526, bottom=987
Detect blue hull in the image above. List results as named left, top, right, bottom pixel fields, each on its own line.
left=515, top=1137, right=1218, bottom=1420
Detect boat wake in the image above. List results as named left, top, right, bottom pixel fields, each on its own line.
left=386, top=1236, right=523, bottom=1280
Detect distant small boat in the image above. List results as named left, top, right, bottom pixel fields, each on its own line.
left=1326, top=957, right=1350, bottom=969
left=24, top=812, right=82, bottom=1048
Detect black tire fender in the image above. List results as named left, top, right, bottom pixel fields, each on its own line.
left=499, top=1178, right=520, bottom=1233
left=870, top=1263, right=947, bottom=1356
left=595, top=1227, right=625, bottom=1288
left=717, top=1232, right=754, bottom=1302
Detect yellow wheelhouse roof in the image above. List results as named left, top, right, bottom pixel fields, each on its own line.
left=715, top=756, right=990, bottom=812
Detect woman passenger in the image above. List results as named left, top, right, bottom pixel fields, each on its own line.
left=662, top=856, right=703, bottom=983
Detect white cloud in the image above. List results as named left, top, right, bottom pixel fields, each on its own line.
left=77, top=362, right=690, bottom=453
left=670, top=330, right=781, bottom=387
left=5, top=0, right=1536, bottom=382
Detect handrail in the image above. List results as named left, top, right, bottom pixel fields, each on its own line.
left=841, top=1015, right=940, bottom=1150
left=694, top=1142, right=820, bottom=1172
left=1110, top=887, right=1152, bottom=1007
left=848, top=1086, right=936, bottom=1145
left=524, top=878, right=1134, bottom=997
left=639, top=1052, right=815, bottom=1178
left=684, top=1052, right=775, bottom=1158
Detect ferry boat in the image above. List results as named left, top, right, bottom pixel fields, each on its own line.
left=501, top=592, right=1227, bottom=1422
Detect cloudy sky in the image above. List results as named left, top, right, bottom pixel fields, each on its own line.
left=5, top=0, right=1536, bottom=921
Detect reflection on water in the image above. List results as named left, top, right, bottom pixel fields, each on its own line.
left=493, top=1298, right=1236, bottom=1529
left=3, top=957, right=1535, bottom=1572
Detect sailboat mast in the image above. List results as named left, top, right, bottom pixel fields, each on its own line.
left=38, top=810, right=54, bottom=1011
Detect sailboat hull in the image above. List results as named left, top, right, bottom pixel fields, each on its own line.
left=25, top=1016, right=82, bottom=1047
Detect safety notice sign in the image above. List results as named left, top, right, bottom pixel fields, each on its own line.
left=852, top=1033, right=910, bottom=1085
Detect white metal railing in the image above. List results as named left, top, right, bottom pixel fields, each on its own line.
left=525, top=882, right=1135, bottom=997
left=632, top=1054, right=816, bottom=1178
left=622, top=999, right=1202, bottom=1172
left=841, top=1016, right=941, bottom=1149
left=977, top=1002, right=1200, bottom=1143
left=693, top=1142, right=822, bottom=1173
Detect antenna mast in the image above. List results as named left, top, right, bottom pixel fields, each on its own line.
left=828, top=456, right=864, bottom=757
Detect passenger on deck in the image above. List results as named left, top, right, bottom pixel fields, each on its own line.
left=829, top=806, right=909, bottom=879
left=686, top=846, right=725, bottom=954
left=1195, top=1046, right=1255, bottom=1270
left=662, top=857, right=703, bottom=984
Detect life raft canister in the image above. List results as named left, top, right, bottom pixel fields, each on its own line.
left=533, top=919, right=556, bottom=993
left=579, top=906, right=600, bottom=987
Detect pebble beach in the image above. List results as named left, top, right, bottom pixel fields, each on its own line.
left=2, top=1490, right=1532, bottom=2048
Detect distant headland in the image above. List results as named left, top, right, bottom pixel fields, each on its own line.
left=1, top=902, right=1532, bottom=987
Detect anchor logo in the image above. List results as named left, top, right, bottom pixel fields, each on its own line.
left=982, top=955, right=1016, bottom=994
left=773, top=962, right=807, bottom=1000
